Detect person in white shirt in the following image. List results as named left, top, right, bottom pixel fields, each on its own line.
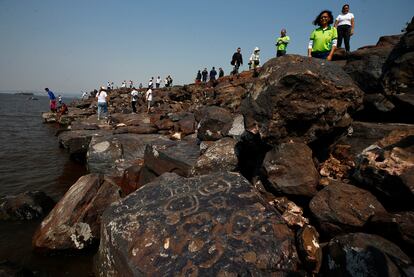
left=249, top=47, right=261, bottom=77
left=334, top=4, right=355, bottom=52
left=145, top=88, right=153, bottom=113
left=130, top=87, right=139, bottom=113
left=156, top=76, right=161, bottom=88
left=96, top=86, right=108, bottom=120
left=148, top=77, right=154, bottom=89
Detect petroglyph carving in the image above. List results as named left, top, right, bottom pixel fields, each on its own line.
left=198, top=178, right=231, bottom=196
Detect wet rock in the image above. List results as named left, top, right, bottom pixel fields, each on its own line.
left=139, top=139, right=200, bottom=185
left=196, top=106, right=234, bottom=141
left=309, top=181, right=386, bottom=236
left=241, top=55, right=363, bottom=145
left=86, top=133, right=171, bottom=176
left=96, top=172, right=299, bottom=276
left=191, top=137, right=238, bottom=176
left=263, top=142, right=319, bottom=197
left=353, top=129, right=414, bottom=210
left=296, top=225, right=322, bottom=274
left=32, top=174, right=121, bottom=252
left=0, top=191, right=55, bottom=221
left=269, top=197, right=309, bottom=228
left=321, top=233, right=413, bottom=276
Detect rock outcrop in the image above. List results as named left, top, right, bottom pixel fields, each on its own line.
left=96, top=172, right=299, bottom=276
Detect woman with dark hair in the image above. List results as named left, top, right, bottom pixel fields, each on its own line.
left=307, top=10, right=337, bottom=60
left=334, top=4, right=355, bottom=52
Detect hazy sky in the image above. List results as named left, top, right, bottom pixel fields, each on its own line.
left=0, top=0, right=412, bottom=95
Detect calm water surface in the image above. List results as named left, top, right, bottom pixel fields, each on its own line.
left=0, top=93, right=92, bottom=276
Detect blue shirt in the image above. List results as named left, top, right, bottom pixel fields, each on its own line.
left=47, top=91, right=56, bottom=100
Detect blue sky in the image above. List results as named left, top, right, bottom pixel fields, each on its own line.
left=0, top=0, right=413, bottom=96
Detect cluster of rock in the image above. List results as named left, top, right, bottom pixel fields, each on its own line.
left=4, top=18, right=413, bottom=276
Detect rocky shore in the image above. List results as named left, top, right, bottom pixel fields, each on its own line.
left=3, top=18, right=413, bottom=276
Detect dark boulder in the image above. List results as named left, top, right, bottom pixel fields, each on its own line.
left=32, top=174, right=121, bottom=252
left=139, top=139, right=200, bottom=185
left=0, top=191, right=55, bottom=221
left=353, top=129, right=414, bottom=210
left=321, top=233, right=413, bottom=276
left=367, top=211, right=414, bottom=257
left=196, top=106, right=234, bottom=141
left=241, top=55, right=363, bottom=145
left=263, top=142, right=319, bottom=197
left=309, top=181, right=386, bottom=236
left=191, top=137, right=238, bottom=176
left=96, top=172, right=299, bottom=276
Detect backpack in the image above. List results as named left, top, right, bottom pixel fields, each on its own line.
left=231, top=59, right=235, bottom=66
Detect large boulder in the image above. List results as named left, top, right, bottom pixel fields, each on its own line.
left=139, top=139, right=200, bottom=185
left=309, top=181, right=386, bottom=236
left=190, top=137, right=238, bottom=176
left=58, top=129, right=111, bottom=161
left=343, top=35, right=401, bottom=94
left=32, top=174, right=121, bottom=252
left=86, top=133, right=171, bottom=176
left=353, top=129, right=414, bottom=210
left=96, top=172, right=299, bottom=276
left=196, top=106, right=234, bottom=141
left=262, top=142, right=319, bottom=197
left=382, top=17, right=414, bottom=100
left=0, top=191, right=55, bottom=221
left=241, top=55, right=363, bottom=145
left=321, top=233, right=413, bottom=276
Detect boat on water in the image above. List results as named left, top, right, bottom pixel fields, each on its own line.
left=15, top=92, right=34, bottom=96
left=27, top=96, right=39, bottom=100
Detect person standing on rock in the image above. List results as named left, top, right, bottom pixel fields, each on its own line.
left=148, top=77, right=154, bottom=89
left=308, top=10, right=337, bottom=61
left=231, top=47, right=243, bottom=75
left=218, top=67, right=224, bottom=78
left=249, top=47, right=260, bottom=71
left=130, top=87, right=139, bottom=113
left=195, top=70, right=202, bottom=84
left=276, top=29, right=290, bottom=57
left=96, top=86, right=109, bottom=120
left=209, top=67, right=217, bottom=81
left=334, top=4, right=355, bottom=53
left=145, top=87, right=153, bottom=113
left=156, top=76, right=161, bottom=88
left=44, top=88, right=57, bottom=113
left=202, top=68, right=208, bottom=83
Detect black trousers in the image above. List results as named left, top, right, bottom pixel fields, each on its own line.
left=337, top=25, right=351, bottom=52
left=131, top=101, right=137, bottom=113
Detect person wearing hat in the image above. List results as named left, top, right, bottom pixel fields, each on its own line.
left=276, top=29, right=290, bottom=57
left=249, top=47, right=261, bottom=76
left=96, top=86, right=108, bottom=120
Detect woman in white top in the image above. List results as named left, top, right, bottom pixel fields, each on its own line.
left=249, top=47, right=260, bottom=77
left=145, top=88, right=153, bottom=113
left=96, top=86, right=108, bottom=120
left=334, top=4, right=355, bottom=52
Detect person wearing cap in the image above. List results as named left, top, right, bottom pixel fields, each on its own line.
left=249, top=47, right=260, bottom=77
left=276, top=29, right=290, bottom=57
left=96, top=86, right=109, bottom=120
left=231, top=47, right=243, bottom=75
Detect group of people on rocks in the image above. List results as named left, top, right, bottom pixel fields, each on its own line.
left=44, top=88, right=68, bottom=119
left=47, top=4, right=355, bottom=121
left=195, top=4, right=354, bottom=82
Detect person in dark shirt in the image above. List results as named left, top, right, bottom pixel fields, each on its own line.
left=231, top=47, right=243, bottom=75
left=218, top=67, right=224, bottom=78
left=201, top=68, right=208, bottom=83
left=195, top=70, right=202, bottom=84
left=209, top=67, right=217, bottom=81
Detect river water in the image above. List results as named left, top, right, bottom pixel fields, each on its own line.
left=0, top=93, right=93, bottom=276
